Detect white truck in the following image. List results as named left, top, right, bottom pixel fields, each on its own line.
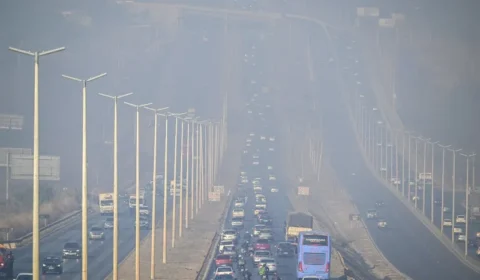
left=99, top=193, right=114, bottom=215
left=128, top=194, right=145, bottom=210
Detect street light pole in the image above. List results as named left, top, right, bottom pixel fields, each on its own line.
left=98, top=92, right=133, bottom=280
left=429, top=141, right=439, bottom=223
left=124, top=101, right=152, bottom=280
left=8, top=46, right=65, bottom=280
left=414, top=137, right=419, bottom=209
left=144, top=106, right=169, bottom=280
left=179, top=118, right=185, bottom=237
left=449, top=148, right=462, bottom=244
left=196, top=123, right=201, bottom=213
left=191, top=119, right=197, bottom=219
left=420, top=137, right=430, bottom=214
left=171, top=112, right=187, bottom=248
left=460, top=153, right=475, bottom=257
left=185, top=119, right=191, bottom=228
left=438, top=144, right=450, bottom=234
left=62, top=72, right=107, bottom=280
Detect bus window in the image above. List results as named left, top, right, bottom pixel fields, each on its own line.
left=304, top=252, right=326, bottom=265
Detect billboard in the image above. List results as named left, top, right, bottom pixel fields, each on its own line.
left=214, top=185, right=225, bottom=194
left=378, top=18, right=396, bottom=28
left=0, top=114, right=24, bottom=130
left=357, top=7, right=380, bottom=17
left=208, top=191, right=220, bottom=201
left=0, top=148, right=32, bottom=167
left=9, top=155, right=60, bottom=181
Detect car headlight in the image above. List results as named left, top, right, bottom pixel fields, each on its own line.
left=42, top=264, right=46, bottom=266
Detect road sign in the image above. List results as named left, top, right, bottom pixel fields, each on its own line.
left=0, top=114, right=24, bottom=130
left=214, top=185, right=225, bottom=194
left=208, top=191, right=220, bottom=201
left=10, top=155, right=60, bottom=181
left=357, top=7, right=380, bottom=17
left=0, top=148, right=32, bottom=167
left=297, top=186, right=310, bottom=196
left=378, top=18, right=396, bottom=28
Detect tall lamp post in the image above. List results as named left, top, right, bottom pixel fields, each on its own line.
left=62, top=72, right=107, bottom=280
left=460, top=152, right=476, bottom=257
left=8, top=46, right=65, bottom=280
left=438, top=144, right=450, bottom=234
left=124, top=101, right=152, bottom=280
left=449, top=148, right=462, bottom=244
left=98, top=92, right=133, bottom=280
left=144, top=106, right=168, bottom=280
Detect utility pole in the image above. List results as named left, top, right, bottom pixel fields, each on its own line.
left=9, top=46, right=65, bottom=280
left=438, top=144, right=450, bottom=234
left=98, top=92, right=134, bottom=280
left=124, top=101, right=152, bottom=280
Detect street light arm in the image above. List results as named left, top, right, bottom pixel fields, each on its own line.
left=8, top=47, right=34, bottom=56
left=87, top=73, right=107, bottom=82
left=438, top=144, right=451, bottom=149
left=39, top=47, right=66, bottom=56
left=118, top=92, right=134, bottom=99
left=62, top=74, right=83, bottom=82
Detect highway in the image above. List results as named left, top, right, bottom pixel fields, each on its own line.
left=311, top=24, right=480, bottom=279
left=331, top=25, right=480, bottom=264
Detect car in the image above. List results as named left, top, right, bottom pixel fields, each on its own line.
left=62, top=242, right=81, bottom=259
left=252, top=161, right=259, bottom=165
left=219, top=240, right=234, bottom=252
left=255, top=203, right=267, bottom=210
left=257, top=257, right=277, bottom=273
left=443, top=219, right=452, bottom=227
left=135, top=216, right=150, bottom=229
left=270, top=188, right=278, bottom=192
left=221, top=230, right=238, bottom=241
left=104, top=217, right=114, bottom=229
left=453, top=227, right=463, bottom=234
left=14, top=273, right=33, bottom=280
left=252, top=154, right=260, bottom=159
left=221, top=246, right=237, bottom=259
left=42, top=256, right=63, bottom=274
left=254, top=239, right=271, bottom=250
left=276, top=242, right=294, bottom=257
left=267, top=165, right=273, bottom=170
left=215, top=255, right=232, bottom=267
left=269, top=137, right=275, bottom=141
left=456, top=234, right=466, bottom=242
left=139, top=205, right=150, bottom=216
left=231, top=217, right=244, bottom=228
left=253, top=185, right=262, bottom=192
left=253, top=224, right=266, bottom=236
left=254, top=207, right=265, bottom=216
left=260, top=136, right=266, bottom=140
left=253, top=250, right=271, bottom=264
left=213, top=274, right=235, bottom=280
left=232, top=208, right=245, bottom=218
left=375, top=200, right=385, bottom=207
left=268, top=147, right=275, bottom=151
left=377, top=219, right=387, bottom=228
left=234, top=200, right=245, bottom=208
left=89, top=226, right=105, bottom=240
left=258, top=229, right=274, bottom=240
left=268, top=175, right=276, bottom=181
left=366, top=209, right=377, bottom=219
left=456, top=215, right=466, bottom=223
left=215, top=265, right=234, bottom=276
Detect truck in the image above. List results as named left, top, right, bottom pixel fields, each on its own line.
left=417, top=173, right=433, bottom=185
left=285, top=212, right=313, bottom=244
left=128, top=194, right=145, bottom=211
left=98, top=193, right=114, bottom=215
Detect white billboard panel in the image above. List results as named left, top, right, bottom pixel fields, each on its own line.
left=379, top=18, right=396, bottom=28
left=0, top=114, right=24, bottom=130
left=0, top=148, right=31, bottom=167
left=10, top=155, right=60, bottom=181
left=357, top=7, right=379, bottom=17
left=208, top=191, right=220, bottom=201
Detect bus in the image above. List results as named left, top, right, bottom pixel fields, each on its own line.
left=297, top=231, right=331, bottom=280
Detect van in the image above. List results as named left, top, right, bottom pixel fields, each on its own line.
left=232, top=208, right=245, bottom=218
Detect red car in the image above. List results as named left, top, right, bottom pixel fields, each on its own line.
left=215, top=254, right=232, bottom=267
left=254, top=239, right=271, bottom=251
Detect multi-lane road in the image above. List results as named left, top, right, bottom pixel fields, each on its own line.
left=310, top=23, right=480, bottom=279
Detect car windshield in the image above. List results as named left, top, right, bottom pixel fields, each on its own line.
left=256, top=251, right=270, bottom=256
left=257, top=239, right=269, bottom=244
left=216, top=255, right=230, bottom=260
left=232, top=218, right=242, bottom=221
left=44, top=257, right=60, bottom=264
left=262, top=259, right=275, bottom=263
left=221, top=240, right=233, bottom=245
left=91, top=227, right=102, bottom=231
left=217, top=267, right=232, bottom=272
left=64, top=243, right=79, bottom=249
left=106, top=217, right=113, bottom=222
left=260, top=230, right=271, bottom=233
left=224, top=231, right=236, bottom=235
left=278, top=243, right=291, bottom=249
left=16, top=276, right=33, bottom=280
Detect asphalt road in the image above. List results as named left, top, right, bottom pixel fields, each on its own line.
left=330, top=27, right=480, bottom=265
left=310, top=25, right=480, bottom=279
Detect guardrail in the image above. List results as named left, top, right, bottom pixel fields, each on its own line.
left=0, top=209, right=82, bottom=249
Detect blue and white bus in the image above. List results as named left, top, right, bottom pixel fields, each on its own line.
left=296, top=231, right=331, bottom=280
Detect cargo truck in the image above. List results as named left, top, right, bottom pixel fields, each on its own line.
left=98, top=193, right=114, bottom=215
left=285, top=212, right=313, bottom=245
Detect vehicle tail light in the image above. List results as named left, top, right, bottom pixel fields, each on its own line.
left=326, top=262, right=330, bottom=272
left=298, top=261, right=303, bottom=272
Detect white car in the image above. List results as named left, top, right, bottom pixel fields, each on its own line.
left=221, top=230, right=238, bottom=241
left=269, top=175, right=276, bottom=181
left=269, top=147, right=275, bottom=151
left=260, top=136, right=266, bottom=140
left=234, top=201, right=245, bottom=208
left=253, top=224, right=266, bottom=236
left=453, top=227, right=463, bottom=234
left=215, top=265, right=234, bottom=276
left=254, top=185, right=262, bottom=192
left=246, top=138, right=252, bottom=143
left=232, top=208, right=245, bottom=218
left=442, top=219, right=452, bottom=227
left=456, top=234, right=466, bottom=242
left=258, top=229, right=274, bottom=240
left=252, top=154, right=260, bottom=159
left=267, top=165, right=273, bottom=170
left=250, top=133, right=255, bottom=136
left=15, top=273, right=33, bottom=280
left=252, top=161, right=259, bottom=165
left=253, top=250, right=271, bottom=264
left=231, top=217, right=244, bottom=228
left=456, top=215, right=466, bottom=224
left=271, top=188, right=278, bottom=193
left=269, top=137, right=275, bottom=141
left=246, top=143, right=251, bottom=147
left=241, top=178, right=248, bottom=184
left=219, top=240, right=234, bottom=251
